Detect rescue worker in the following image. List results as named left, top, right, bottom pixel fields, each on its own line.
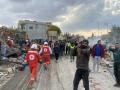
left=73, top=39, right=91, bottom=90
left=39, top=42, right=52, bottom=70
left=7, top=37, right=14, bottom=48
left=70, top=42, right=75, bottom=62
left=109, top=43, right=120, bottom=87
left=24, top=44, right=41, bottom=85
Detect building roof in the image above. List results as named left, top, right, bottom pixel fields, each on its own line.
left=18, top=20, right=52, bottom=26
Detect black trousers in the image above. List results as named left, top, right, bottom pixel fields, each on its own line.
left=114, top=62, right=120, bottom=84
left=73, top=69, right=89, bottom=90
left=66, top=47, right=68, bottom=55
left=55, top=53, right=59, bottom=60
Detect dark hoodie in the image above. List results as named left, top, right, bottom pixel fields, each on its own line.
left=75, top=43, right=91, bottom=70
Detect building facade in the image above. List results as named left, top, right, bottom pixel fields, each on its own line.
left=48, top=31, right=58, bottom=41
left=18, top=20, right=51, bottom=40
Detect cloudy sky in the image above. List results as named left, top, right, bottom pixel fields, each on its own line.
left=0, top=0, right=120, bottom=37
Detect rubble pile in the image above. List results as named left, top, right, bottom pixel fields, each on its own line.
left=0, top=67, right=14, bottom=89
left=0, top=57, right=24, bottom=89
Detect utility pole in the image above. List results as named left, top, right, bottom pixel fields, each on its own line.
left=104, top=23, right=109, bottom=34
left=107, top=23, right=109, bottom=33
left=97, top=22, right=100, bottom=36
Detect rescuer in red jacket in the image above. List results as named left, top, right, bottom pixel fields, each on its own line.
left=24, top=44, right=41, bottom=83
left=7, top=37, right=14, bottom=48
left=39, top=42, right=52, bottom=70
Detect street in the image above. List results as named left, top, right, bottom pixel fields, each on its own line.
left=30, top=56, right=120, bottom=90
left=0, top=0, right=120, bottom=90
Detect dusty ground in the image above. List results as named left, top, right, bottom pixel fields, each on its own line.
left=32, top=56, right=120, bottom=90
left=0, top=56, right=119, bottom=90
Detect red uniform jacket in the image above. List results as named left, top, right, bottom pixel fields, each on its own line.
left=25, top=50, right=40, bottom=67
left=42, top=45, right=51, bottom=65
left=7, top=40, right=13, bottom=48
left=42, top=46, right=50, bottom=56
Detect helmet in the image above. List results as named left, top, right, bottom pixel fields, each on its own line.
left=26, top=40, right=29, bottom=42
left=44, top=42, right=48, bottom=45
left=31, top=44, right=37, bottom=49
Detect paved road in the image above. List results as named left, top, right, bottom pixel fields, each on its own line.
left=31, top=56, right=120, bottom=90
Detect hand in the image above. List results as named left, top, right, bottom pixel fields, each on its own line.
left=38, top=61, right=43, bottom=64
left=19, top=64, right=28, bottom=71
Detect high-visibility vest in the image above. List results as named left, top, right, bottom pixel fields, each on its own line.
left=70, top=45, right=75, bottom=49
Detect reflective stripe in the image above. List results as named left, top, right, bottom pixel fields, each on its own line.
left=43, top=45, right=48, bottom=47
left=28, top=51, right=38, bottom=54
left=70, top=45, right=75, bottom=49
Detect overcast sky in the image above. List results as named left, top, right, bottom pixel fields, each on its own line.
left=0, top=0, right=120, bottom=35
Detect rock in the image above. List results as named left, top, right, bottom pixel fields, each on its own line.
left=0, top=72, right=4, bottom=76
left=95, top=88, right=101, bottom=90
left=94, top=85, right=101, bottom=90
left=104, top=70, right=107, bottom=72
left=89, top=77, right=94, bottom=79
left=7, top=68, right=13, bottom=73
left=94, top=83, right=100, bottom=85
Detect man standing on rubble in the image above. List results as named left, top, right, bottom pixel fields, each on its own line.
left=109, top=43, right=120, bottom=87
left=73, top=39, right=91, bottom=90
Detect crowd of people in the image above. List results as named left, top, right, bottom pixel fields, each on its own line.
left=73, top=39, right=120, bottom=90
left=0, top=37, right=120, bottom=89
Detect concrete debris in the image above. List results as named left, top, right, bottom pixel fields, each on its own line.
left=0, top=57, right=24, bottom=89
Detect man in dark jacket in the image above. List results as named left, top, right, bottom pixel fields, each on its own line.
left=109, top=43, right=120, bottom=87
left=73, top=39, right=91, bottom=90
left=53, top=41, right=60, bottom=63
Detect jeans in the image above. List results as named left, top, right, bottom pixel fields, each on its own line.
left=55, top=53, right=59, bottom=61
left=93, top=56, right=102, bottom=72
